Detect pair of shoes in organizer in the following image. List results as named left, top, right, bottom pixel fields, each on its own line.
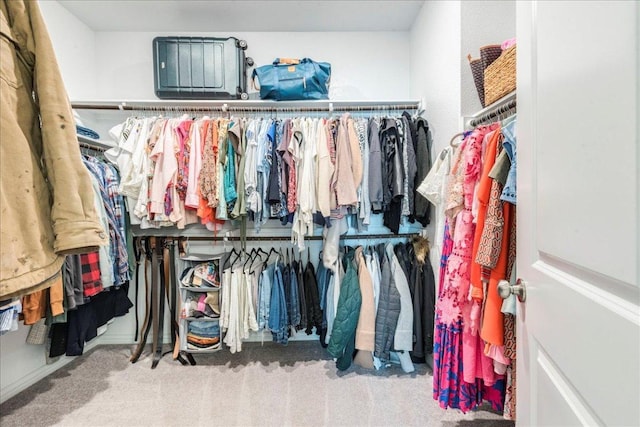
left=187, top=293, right=220, bottom=319
left=181, top=262, right=220, bottom=288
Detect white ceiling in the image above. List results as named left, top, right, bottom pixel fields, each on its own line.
left=57, top=1, right=425, bottom=32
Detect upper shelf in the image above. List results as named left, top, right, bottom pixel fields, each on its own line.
left=71, top=99, right=423, bottom=113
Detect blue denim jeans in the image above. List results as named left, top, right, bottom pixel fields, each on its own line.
left=289, top=262, right=301, bottom=328
left=188, top=321, right=220, bottom=337
left=258, top=264, right=274, bottom=330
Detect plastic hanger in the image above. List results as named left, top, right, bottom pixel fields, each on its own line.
left=228, top=247, right=240, bottom=267
left=249, top=248, right=268, bottom=274
left=449, top=132, right=465, bottom=147
left=243, top=248, right=257, bottom=272
left=267, top=247, right=278, bottom=262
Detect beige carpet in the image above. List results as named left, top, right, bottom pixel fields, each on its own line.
left=0, top=343, right=514, bottom=427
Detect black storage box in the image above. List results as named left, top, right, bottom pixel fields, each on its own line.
left=153, top=36, right=253, bottom=100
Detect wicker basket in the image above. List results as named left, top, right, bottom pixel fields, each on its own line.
left=484, top=44, right=516, bottom=106
left=480, top=44, right=503, bottom=70
left=468, top=55, right=486, bottom=107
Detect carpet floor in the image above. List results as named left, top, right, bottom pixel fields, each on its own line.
left=0, top=342, right=514, bottom=427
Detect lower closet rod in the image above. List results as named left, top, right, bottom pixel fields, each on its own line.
left=134, top=233, right=420, bottom=242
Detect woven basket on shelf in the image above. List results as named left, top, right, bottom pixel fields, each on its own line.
left=468, top=55, right=486, bottom=107
left=484, top=44, right=516, bottom=106
left=480, top=44, right=503, bottom=70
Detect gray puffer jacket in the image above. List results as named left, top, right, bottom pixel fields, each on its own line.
left=374, top=244, right=401, bottom=361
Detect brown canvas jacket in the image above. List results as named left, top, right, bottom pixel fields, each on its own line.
left=1, top=0, right=107, bottom=298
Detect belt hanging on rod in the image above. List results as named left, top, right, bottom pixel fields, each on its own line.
left=151, top=237, right=166, bottom=369
left=130, top=237, right=153, bottom=363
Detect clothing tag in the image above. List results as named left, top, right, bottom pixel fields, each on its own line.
left=288, top=66, right=296, bottom=72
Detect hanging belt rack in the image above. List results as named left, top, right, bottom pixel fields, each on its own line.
left=71, top=99, right=422, bottom=114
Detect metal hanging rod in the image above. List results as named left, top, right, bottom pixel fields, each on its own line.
left=466, top=91, right=516, bottom=128
left=133, top=232, right=420, bottom=242
left=77, top=135, right=115, bottom=151
left=79, top=141, right=106, bottom=152
left=469, top=99, right=516, bottom=127
left=71, top=99, right=421, bottom=113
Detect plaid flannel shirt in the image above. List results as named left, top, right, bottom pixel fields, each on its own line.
left=81, top=252, right=102, bottom=297
left=83, top=158, right=130, bottom=285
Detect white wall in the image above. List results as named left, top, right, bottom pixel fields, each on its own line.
left=410, top=1, right=462, bottom=158
left=460, top=0, right=516, bottom=115
left=408, top=0, right=461, bottom=332
left=37, top=0, right=97, bottom=100
left=93, top=31, right=411, bottom=101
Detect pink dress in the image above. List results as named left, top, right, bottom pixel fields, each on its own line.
left=432, top=125, right=505, bottom=412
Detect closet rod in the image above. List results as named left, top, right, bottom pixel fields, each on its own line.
left=79, top=141, right=106, bottom=152
left=469, top=99, right=517, bottom=127
left=77, top=135, right=116, bottom=151
left=70, top=100, right=420, bottom=113
left=134, top=232, right=420, bottom=242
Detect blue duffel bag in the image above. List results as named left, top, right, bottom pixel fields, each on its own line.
left=252, top=58, right=331, bottom=101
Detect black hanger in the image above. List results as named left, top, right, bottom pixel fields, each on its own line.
left=243, top=248, right=257, bottom=272
left=267, top=247, right=279, bottom=264
left=230, top=247, right=244, bottom=268
left=238, top=248, right=250, bottom=268
left=250, top=247, right=268, bottom=270
left=227, top=247, right=239, bottom=268
left=257, top=247, right=268, bottom=260
left=249, top=247, right=268, bottom=274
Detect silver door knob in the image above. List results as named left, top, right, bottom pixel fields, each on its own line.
left=498, top=278, right=527, bottom=303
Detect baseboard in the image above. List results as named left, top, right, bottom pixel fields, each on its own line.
left=0, top=339, right=100, bottom=404
left=96, top=333, right=171, bottom=345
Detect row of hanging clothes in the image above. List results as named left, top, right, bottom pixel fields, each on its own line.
left=104, top=111, right=433, bottom=248
left=417, top=113, right=517, bottom=420
left=324, top=237, right=436, bottom=373
left=49, top=147, right=134, bottom=357
left=208, top=234, right=436, bottom=374
left=0, top=142, right=134, bottom=358
left=212, top=245, right=322, bottom=353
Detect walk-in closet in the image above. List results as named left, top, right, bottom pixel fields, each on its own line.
left=0, top=1, right=638, bottom=426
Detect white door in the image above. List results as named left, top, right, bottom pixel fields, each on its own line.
left=516, top=1, right=639, bottom=426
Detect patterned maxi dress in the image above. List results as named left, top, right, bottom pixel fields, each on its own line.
left=432, top=126, right=505, bottom=412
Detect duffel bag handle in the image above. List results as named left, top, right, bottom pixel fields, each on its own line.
left=273, top=58, right=301, bottom=65
left=251, top=69, right=260, bottom=91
